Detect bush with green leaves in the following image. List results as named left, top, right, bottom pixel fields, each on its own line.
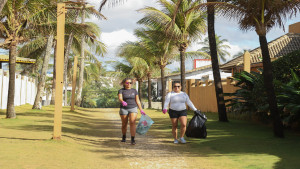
left=277, top=70, right=300, bottom=128
left=225, top=70, right=270, bottom=122
left=96, top=87, right=120, bottom=108
left=272, top=50, right=300, bottom=83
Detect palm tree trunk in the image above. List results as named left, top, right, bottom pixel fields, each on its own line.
left=147, top=73, right=152, bottom=109
left=138, top=79, right=142, bottom=103
left=64, top=32, right=74, bottom=106
left=50, top=41, right=57, bottom=105
left=75, top=9, right=85, bottom=106
left=259, top=35, right=284, bottom=138
left=0, top=0, right=8, bottom=14
left=6, top=41, right=17, bottom=118
left=33, top=34, right=54, bottom=109
left=180, top=47, right=186, bottom=92
left=160, top=65, right=166, bottom=109
left=207, top=0, right=228, bottom=122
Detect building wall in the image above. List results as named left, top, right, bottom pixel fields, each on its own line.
left=289, top=22, right=300, bottom=34
left=0, top=69, right=37, bottom=109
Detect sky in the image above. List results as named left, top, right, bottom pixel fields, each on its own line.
left=1, top=0, right=298, bottom=71
left=86, top=0, right=299, bottom=72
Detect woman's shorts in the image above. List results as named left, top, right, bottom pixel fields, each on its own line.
left=119, top=107, right=138, bottom=115
left=168, top=109, right=187, bottom=119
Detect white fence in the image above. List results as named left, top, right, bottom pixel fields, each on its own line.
left=0, top=69, right=37, bottom=109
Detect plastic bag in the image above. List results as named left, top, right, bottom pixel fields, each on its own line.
left=136, top=114, right=154, bottom=135
left=186, top=110, right=207, bottom=138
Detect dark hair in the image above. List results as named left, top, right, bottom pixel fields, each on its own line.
left=172, top=81, right=181, bottom=87
left=121, top=78, right=132, bottom=87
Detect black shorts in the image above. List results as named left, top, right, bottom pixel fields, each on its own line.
left=168, top=109, right=187, bottom=119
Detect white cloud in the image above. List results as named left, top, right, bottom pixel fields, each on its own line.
left=102, top=29, right=137, bottom=49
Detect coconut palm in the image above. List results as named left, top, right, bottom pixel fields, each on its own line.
left=134, top=28, right=177, bottom=107
left=117, top=42, right=149, bottom=102
left=198, top=34, right=230, bottom=62
left=0, top=0, right=55, bottom=118
left=118, top=29, right=161, bottom=107
left=138, top=0, right=206, bottom=92
left=206, top=0, right=228, bottom=122
left=192, top=0, right=299, bottom=136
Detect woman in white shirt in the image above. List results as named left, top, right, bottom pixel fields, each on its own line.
left=163, top=82, right=198, bottom=144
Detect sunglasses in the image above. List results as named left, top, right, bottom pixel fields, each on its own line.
left=126, top=82, right=132, bottom=84
left=174, top=86, right=181, bottom=88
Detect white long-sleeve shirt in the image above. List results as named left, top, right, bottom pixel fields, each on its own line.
left=163, top=91, right=197, bottom=111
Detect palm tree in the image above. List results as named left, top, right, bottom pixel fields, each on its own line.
left=206, top=0, right=228, bottom=122
left=192, top=0, right=299, bottom=136
left=0, top=0, right=54, bottom=118
left=118, top=29, right=161, bottom=107
left=32, top=34, right=54, bottom=109
left=118, top=41, right=149, bottom=102
left=75, top=6, right=106, bottom=106
left=224, top=0, right=299, bottom=137
left=198, top=34, right=231, bottom=62
left=138, top=0, right=206, bottom=92
left=134, top=28, right=177, bottom=108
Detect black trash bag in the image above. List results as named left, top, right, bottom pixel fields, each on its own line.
left=186, top=110, right=207, bottom=138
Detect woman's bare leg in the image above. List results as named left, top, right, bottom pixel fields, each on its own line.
left=129, top=113, right=138, bottom=137
left=179, top=116, right=187, bottom=138
left=170, top=118, right=178, bottom=140
left=120, top=115, right=129, bottom=135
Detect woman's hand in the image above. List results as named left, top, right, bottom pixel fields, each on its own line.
left=140, top=110, right=146, bottom=115
left=162, top=109, right=167, bottom=114
left=122, top=101, right=127, bottom=106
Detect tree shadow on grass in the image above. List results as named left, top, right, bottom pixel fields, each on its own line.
left=145, top=116, right=300, bottom=169
left=3, top=106, right=300, bottom=169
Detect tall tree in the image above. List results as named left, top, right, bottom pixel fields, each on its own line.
left=32, top=34, right=54, bottom=109
left=0, top=0, right=53, bottom=118
left=138, top=0, right=206, bottom=92
left=219, top=0, right=299, bottom=137
left=206, top=0, right=228, bottom=122
left=198, top=34, right=231, bottom=62
left=132, top=28, right=177, bottom=108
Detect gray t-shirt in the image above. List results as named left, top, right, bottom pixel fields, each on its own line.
left=118, top=88, right=138, bottom=109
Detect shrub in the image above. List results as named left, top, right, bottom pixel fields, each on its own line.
left=272, top=50, right=300, bottom=83
left=225, top=70, right=270, bottom=122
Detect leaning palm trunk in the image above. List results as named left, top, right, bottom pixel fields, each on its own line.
left=75, top=9, right=85, bottom=106
left=179, top=44, right=187, bottom=92
left=259, top=35, right=284, bottom=138
left=0, top=0, right=8, bottom=14
left=207, top=1, right=228, bottom=122
left=50, top=41, right=57, bottom=105
left=64, top=32, right=74, bottom=106
left=6, top=41, right=17, bottom=118
left=160, top=65, right=166, bottom=109
left=147, top=73, right=152, bottom=108
left=33, top=34, right=54, bottom=109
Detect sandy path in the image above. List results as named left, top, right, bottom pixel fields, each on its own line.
left=103, top=110, right=188, bottom=169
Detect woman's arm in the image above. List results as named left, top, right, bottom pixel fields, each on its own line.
left=118, top=94, right=123, bottom=103
left=185, top=93, right=197, bottom=111
left=163, top=92, right=171, bottom=110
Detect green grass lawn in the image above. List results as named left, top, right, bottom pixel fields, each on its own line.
left=0, top=104, right=300, bottom=169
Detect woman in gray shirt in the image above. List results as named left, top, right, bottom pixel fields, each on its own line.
left=118, top=78, right=145, bottom=145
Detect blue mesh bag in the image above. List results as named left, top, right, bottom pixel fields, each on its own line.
left=136, top=114, right=154, bottom=135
